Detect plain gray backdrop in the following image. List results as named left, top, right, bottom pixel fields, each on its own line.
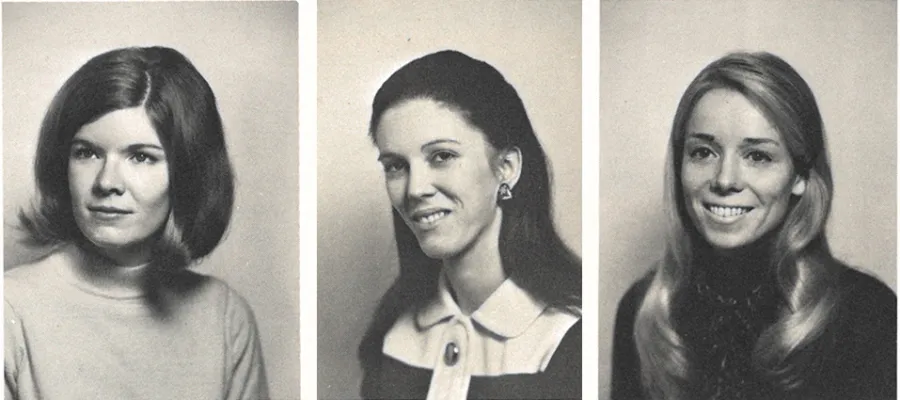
left=599, top=1, right=897, bottom=398
left=317, top=0, right=583, bottom=398
left=2, top=3, right=300, bottom=399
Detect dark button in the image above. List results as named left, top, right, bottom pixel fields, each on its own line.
left=444, top=342, right=460, bottom=366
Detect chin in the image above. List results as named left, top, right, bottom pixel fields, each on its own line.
left=416, top=239, right=460, bottom=260
left=701, top=232, right=761, bottom=251
left=83, top=229, right=152, bottom=251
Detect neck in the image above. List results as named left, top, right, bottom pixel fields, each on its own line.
left=62, top=243, right=153, bottom=298
left=442, top=208, right=507, bottom=315
left=695, top=232, right=778, bottom=294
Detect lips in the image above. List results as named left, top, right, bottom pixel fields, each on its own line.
left=88, top=205, right=132, bottom=214
left=703, top=203, right=753, bottom=220
left=409, top=208, right=451, bottom=227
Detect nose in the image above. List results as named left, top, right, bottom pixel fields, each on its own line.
left=405, top=163, right=436, bottom=200
left=93, top=158, right=125, bottom=196
left=711, top=155, right=742, bottom=194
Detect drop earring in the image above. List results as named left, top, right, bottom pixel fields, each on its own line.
left=498, top=183, right=513, bottom=201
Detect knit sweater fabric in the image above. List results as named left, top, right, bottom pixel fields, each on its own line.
left=4, top=247, right=269, bottom=400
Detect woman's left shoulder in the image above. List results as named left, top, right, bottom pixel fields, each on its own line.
left=164, top=270, right=258, bottom=319
left=831, top=265, right=896, bottom=339
left=544, top=315, right=581, bottom=370
left=835, top=265, right=896, bottom=311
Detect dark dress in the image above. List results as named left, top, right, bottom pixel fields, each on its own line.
left=361, top=321, right=581, bottom=399
left=612, top=258, right=896, bottom=400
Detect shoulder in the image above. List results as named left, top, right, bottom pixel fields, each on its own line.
left=165, top=270, right=248, bottom=306
left=828, top=264, right=895, bottom=358
left=5, top=250, right=67, bottom=303
left=5, top=250, right=63, bottom=283
left=812, top=264, right=897, bottom=398
left=161, top=270, right=260, bottom=329
left=834, top=265, right=896, bottom=324
left=615, top=270, right=655, bottom=327
left=836, top=265, right=895, bottom=302
left=546, top=318, right=581, bottom=368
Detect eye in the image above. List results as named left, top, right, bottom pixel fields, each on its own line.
left=382, top=160, right=408, bottom=174
left=130, top=152, right=159, bottom=164
left=746, top=150, right=773, bottom=163
left=688, top=147, right=714, bottom=160
left=70, top=146, right=97, bottom=160
left=429, top=150, right=458, bottom=165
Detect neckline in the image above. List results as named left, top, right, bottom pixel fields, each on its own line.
left=691, top=233, right=779, bottom=299
left=56, top=244, right=152, bottom=300
left=415, top=272, right=549, bottom=338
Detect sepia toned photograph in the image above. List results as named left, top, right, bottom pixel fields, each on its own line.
left=3, top=2, right=299, bottom=399
left=600, top=1, right=897, bottom=399
left=317, top=0, right=584, bottom=398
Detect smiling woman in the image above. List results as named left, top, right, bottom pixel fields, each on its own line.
left=610, top=52, right=896, bottom=400
left=359, top=50, right=582, bottom=399
left=4, top=47, right=268, bottom=400
left=681, top=89, right=807, bottom=251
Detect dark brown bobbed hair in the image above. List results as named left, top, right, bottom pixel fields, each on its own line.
left=358, top=50, right=581, bottom=383
left=20, top=46, right=234, bottom=270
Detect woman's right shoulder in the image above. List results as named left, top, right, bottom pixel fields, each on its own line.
left=5, top=250, right=65, bottom=291
left=615, top=268, right=656, bottom=320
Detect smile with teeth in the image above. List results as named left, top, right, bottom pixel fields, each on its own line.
left=705, top=204, right=753, bottom=218
left=414, top=210, right=449, bottom=224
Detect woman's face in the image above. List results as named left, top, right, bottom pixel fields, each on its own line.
left=68, top=107, right=171, bottom=265
left=681, top=88, right=805, bottom=251
left=375, top=98, right=504, bottom=260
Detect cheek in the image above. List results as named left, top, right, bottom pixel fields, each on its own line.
left=680, top=164, right=708, bottom=197
left=384, top=178, right=406, bottom=207
left=67, top=165, right=95, bottom=201
left=753, top=168, right=796, bottom=202
left=133, top=169, right=171, bottom=211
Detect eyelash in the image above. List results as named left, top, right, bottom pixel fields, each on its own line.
left=746, top=150, right=773, bottom=163
left=71, top=146, right=97, bottom=160
left=688, top=147, right=714, bottom=160
left=69, top=147, right=160, bottom=164
left=381, top=150, right=458, bottom=175
left=383, top=160, right=408, bottom=174
left=429, top=150, right=457, bottom=165
left=687, top=146, right=774, bottom=164
left=130, top=152, right=159, bottom=164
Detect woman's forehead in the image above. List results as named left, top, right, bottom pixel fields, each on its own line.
left=685, top=89, right=785, bottom=147
left=374, top=98, right=490, bottom=153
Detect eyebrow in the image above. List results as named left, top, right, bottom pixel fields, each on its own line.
left=70, top=138, right=165, bottom=152
left=686, top=132, right=781, bottom=147
left=376, top=138, right=462, bottom=162
left=420, top=138, right=460, bottom=150
left=376, top=152, right=398, bottom=163
left=686, top=132, right=716, bottom=142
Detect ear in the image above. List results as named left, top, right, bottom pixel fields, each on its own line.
left=496, top=146, right=523, bottom=189
left=791, top=175, right=807, bottom=196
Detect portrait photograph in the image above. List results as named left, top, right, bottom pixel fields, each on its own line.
left=317, top=0, right=584, bottom=398
left=3, top=2, right=299, bottom=399
left=599, top=1, right=896, bottom=399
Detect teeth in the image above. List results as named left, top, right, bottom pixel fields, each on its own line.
left=709, top=206, right=750, bottom=218
left=416, top=211, right=448, bottom=224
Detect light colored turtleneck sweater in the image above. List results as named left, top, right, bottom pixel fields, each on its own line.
left=4, top=245, right=269, bottom=400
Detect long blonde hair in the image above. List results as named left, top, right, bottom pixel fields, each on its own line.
left=634, top=51, right=840, bottom=399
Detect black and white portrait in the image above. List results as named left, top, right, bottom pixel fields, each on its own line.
left=317, top=1, right=584, bottom=398
left=3, top=3, right=300, bottom=399
left=600, top=2, right=896, bottom=399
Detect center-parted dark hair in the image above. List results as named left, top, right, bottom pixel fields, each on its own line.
left=358, top=50, right=582, bottom=379
left=20, top=46, right=234, bottom=270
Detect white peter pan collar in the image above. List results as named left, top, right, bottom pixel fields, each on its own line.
left=415, top=274, right=548, bottom=338
left=383, top=272, right=580, bottom=378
